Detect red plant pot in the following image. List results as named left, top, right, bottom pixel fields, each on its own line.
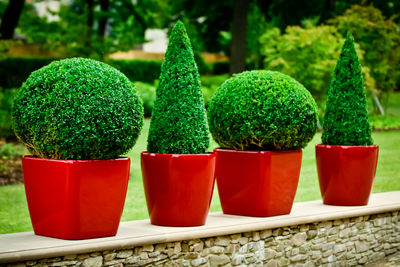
left=22, top=156, right=130, bottom=239
left=215, top=148, right=302, bottom=217
left=316, top=144, right=379, bottom=206
left=141, top=152, right=216, bottom=227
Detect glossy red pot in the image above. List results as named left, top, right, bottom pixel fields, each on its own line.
left=141, top=152, right=216, bottom=226
left=215, top=149, right=302, bottom=217
left=316, top=144, right=379, bottom=206
left=22, top=156, right=130, bottom=239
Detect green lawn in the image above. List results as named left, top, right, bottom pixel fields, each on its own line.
left=1, top=119, right=399, bottom=234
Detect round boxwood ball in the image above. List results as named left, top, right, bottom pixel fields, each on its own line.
left=208, top=70, right=318, bottom=151
left=12, top=57, right=144, bottom=160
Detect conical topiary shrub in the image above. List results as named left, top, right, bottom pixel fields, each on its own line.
left=317, top=33, right=379, bottom=206
left=142, top=21, right=215, bottom=226
left=322, top=32, right=373, bottom=146
left=147, top=20, right=209, bottom=154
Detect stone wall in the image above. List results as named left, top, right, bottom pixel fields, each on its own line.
left=5, top=211, right=400, bottom=267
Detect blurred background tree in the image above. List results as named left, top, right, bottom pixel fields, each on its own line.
left=0, top=0, right=399, bottom=130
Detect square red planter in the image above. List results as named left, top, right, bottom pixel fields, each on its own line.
left=141, top=152, right=216, bottom=226
left=22, top=156, right=130, bottom=239
left=214, top=149, right=302, bottom=217
left=316, top=144, right=379, bottom=206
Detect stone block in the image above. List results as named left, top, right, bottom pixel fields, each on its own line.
left=104, top=253, right=117, bottom=262
left=210, top=246, right=225, bottom=254
left=338, top=228, right=350, bottom=238
left=290, top=254, right=307, bottom=262
left=155, top=243, right=167, bottom=252
left=231, top=254, right=244, bottom=265
left=292, top=233, right=307, bottom=246
left=191, top=258, right=207, bottom=267
left=261, top=229, right=272, bottom=239
left=355, top=241, right=369, bottom=253
left=333, top=244, right=346, bottom=254
left=82, top=256, right=103, bottom=267
left=184, top=252, right=199, bottom=260
left=265, top=248, right=277, bottom=259
left=49, top=261, right=77, bottom=266
left=192, top=242, right=204, bottom=252
left=300, top=225, right=310, bottom=232
left=238, top=237, right=249, bottom=245
left=63, top=255, right=77, bottom=260
left=321, top=243, right=334, bottom=251
left=358, top=256, right=368, bottom=264
left=264, top=259, right=278, bottom=267
left=209, top=254, right=230, bottom=267
left=225, top=244, right=240, bottom=254
left=215, top=237, right=230, bottom=247
left=253, top=232, right=261, bottom=241
left=116, top=250, right=133, bottom=258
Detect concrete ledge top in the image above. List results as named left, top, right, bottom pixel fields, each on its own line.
left=1, top=191, right=399, bottom=264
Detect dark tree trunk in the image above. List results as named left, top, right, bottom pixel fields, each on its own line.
left=0, top=0, right=26, bottom=40
left=97, top=0, right=109, bottom=39
left=229, top=0, right=249, bottom=75
left=320, top=0, right=335, bottom=23
left=86, top=0, right=94, bottom=49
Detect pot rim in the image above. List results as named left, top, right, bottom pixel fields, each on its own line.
left=22, top=155, right=129, bottom=163
left=141, top=151, right=215, bottom=157
left=213, top=148, right=302, bottom=153
left=316, top=144, right=379, bottom=149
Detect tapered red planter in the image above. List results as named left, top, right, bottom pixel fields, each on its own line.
left=215, top=149, right=302, bottom=217
left=23, top=156, right=130, bottom=240
left=316, top=145, right=379, bottom=206
left=141, top=152, right=216, bottom=226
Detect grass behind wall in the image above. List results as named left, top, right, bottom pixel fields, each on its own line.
left=0, top=120, right=399, bottom=234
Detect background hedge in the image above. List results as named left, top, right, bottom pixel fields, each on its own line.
left=0, top=57, right=225, bottom=88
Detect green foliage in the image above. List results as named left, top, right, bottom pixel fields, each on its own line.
left=246, top=3, right=268, bottom=69
left=0, top=57, right=162, bottom=88
left=211, top=62, right=230, bottom=74
left=0, top=88, right=18, bottom=140
left=322, top=33, right=373, bottom=146
left=16, top=0, right=160, bottom=59
left=329, top=5, right=400, bottom=96
left=108, top=59, right=162, bottom=83
left=369, top=115, right=400, bottom=131
left=12, top=58, right=144, bottom=160
left=208, top=70, right=318, bottom=151
left=147, top=21, right=209, bottom=154
left=135, top=81, right=156, bottom=116
left=200, top=74, right=228, bottom=107
left=0, top=142, right=26, bottom=160
left=260, top=25, right=344, bottom=100
left=0, top=58, right=53, bottom=88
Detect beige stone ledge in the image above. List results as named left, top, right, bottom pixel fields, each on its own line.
left=1, top=191, right=399, bottom=264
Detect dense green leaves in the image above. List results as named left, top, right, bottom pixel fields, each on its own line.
left=261, top=25, right=343, bottom=101
left=12, top=57, right=144, bottom=159
left=329, top=5, right=400, bottom=96
left=322, top=33, right=373, bottom=146
left=147, top=21, right=209, bottom=154
left=208, top=70, right=318, bottom=151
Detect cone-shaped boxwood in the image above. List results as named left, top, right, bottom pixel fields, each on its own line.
left=147, top=21, right=209, bottom=154
left=322, top=33, right=373, bottom=146
left=208, top=70, right=318, bottom=151
left=12, top=57, right=144, bottom=160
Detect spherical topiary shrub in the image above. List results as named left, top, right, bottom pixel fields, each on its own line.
left=12, top=57, right=144, bottom=160
left=208, top=70, right=318, bottom=151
